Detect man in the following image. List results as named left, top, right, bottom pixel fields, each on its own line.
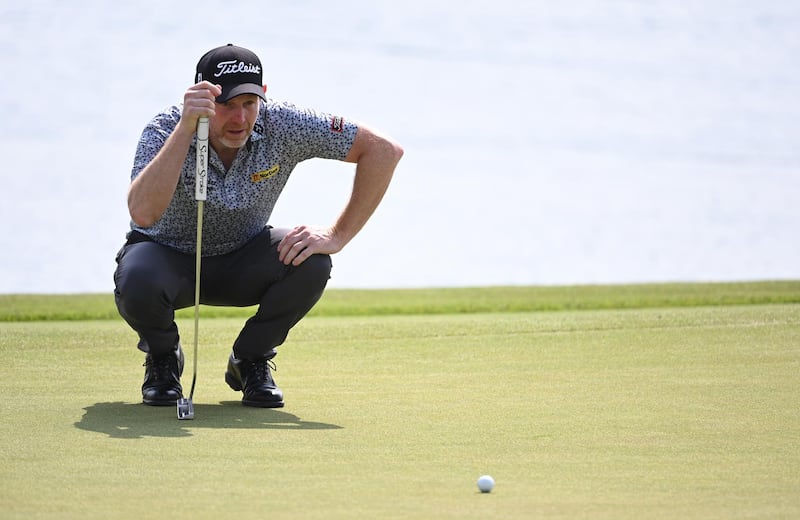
left=113, top=44, right=403, bottom=408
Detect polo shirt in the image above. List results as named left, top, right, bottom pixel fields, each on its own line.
left=129, top=99, right=358, bottom=256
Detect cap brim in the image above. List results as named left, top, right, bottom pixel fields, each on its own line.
left=216, top=83, right=266, bottom=103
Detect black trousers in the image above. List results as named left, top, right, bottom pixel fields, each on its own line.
left=113, top=226, right=332, bottom=359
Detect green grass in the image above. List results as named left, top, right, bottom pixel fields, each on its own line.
left=1, top=280, right=799, bottom=321
left=1, top=284, right=799, bottom=518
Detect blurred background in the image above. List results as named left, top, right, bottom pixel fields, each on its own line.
left=1, top=0, right=798, bottom=293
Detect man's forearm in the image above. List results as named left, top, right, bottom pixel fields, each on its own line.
left=128, top=126, right=194, bottom=228
left=332, top=135, right=403, bottom=247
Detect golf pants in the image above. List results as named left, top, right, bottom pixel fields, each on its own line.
left=113, top=226, right=332, bottom=359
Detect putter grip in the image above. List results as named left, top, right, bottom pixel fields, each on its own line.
left=195, top=117, right=209, bottom=201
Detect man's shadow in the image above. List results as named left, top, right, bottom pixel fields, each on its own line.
left=74, top=401, right=342, bottom=439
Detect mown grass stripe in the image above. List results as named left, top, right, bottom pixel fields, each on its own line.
left=0, top=281, right=798, bottom=322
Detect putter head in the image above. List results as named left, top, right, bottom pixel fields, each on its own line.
left=176, top=397, right=194, bottom=420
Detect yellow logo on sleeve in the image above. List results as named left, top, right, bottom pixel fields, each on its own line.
left=251, top=165, right=280, bottom=183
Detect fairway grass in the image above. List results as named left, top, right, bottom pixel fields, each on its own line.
left=1, top=304, right=799, bottom=518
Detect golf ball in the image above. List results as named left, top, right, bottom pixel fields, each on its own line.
left=477, top=475, right=495, bottom=493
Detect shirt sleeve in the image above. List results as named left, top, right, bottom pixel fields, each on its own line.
left=264, top=101, right=358, bottom=164
left=130, top=106, right=181, bottom=181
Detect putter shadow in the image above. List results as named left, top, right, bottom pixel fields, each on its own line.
left=74, top=401, right=343, bottom=439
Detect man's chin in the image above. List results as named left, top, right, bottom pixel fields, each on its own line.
left=219, top=136, right=249, bottom=149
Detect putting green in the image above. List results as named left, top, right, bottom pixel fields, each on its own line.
left=1, top=303, right=798, bottom=518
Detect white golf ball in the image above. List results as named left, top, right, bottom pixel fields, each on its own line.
left=477, top=475, right=495, bottom=493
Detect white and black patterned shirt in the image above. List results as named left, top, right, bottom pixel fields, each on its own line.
left=129, top=99, right=357, bottom=256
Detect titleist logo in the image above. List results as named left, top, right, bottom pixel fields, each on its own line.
left=213, top=60, right=260, bottom=77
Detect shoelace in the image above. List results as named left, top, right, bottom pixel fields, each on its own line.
left=250, top=358, right=277, bottom=384
left=143, top=355, right=175, bottom=382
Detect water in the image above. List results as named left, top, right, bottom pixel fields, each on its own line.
left=1, top=0, right=798, bottom=293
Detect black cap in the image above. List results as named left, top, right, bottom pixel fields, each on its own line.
left=195, top=44, right=266, bottom=103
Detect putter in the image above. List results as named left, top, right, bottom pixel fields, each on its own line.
left=177, top=114, right=209, bottom=420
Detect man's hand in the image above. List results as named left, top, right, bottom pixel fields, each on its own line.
left=177, top=81, right=221, bottom=135
left=277, top=225, right=345, bottom=266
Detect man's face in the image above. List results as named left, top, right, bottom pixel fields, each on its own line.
left=209, top=93, right=260, bottom=152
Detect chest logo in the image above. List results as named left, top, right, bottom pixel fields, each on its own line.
left=251, top=165, right=280, bottom=183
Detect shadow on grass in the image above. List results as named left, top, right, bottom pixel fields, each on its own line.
left=75, top=401, right=342, bottom=439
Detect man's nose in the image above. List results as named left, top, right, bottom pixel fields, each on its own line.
left=231, top=107, right=246, bottom=123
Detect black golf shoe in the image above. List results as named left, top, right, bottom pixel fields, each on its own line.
left=142, top=344, right=184, bottom=406
left=225, top=353, right=284, bottom=408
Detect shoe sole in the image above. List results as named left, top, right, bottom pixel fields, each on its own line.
left=225, top=372, right=284, bottom=408
left=242, top=399, right=284, bottom=408
left=142, top=398, right=178, bottom=406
